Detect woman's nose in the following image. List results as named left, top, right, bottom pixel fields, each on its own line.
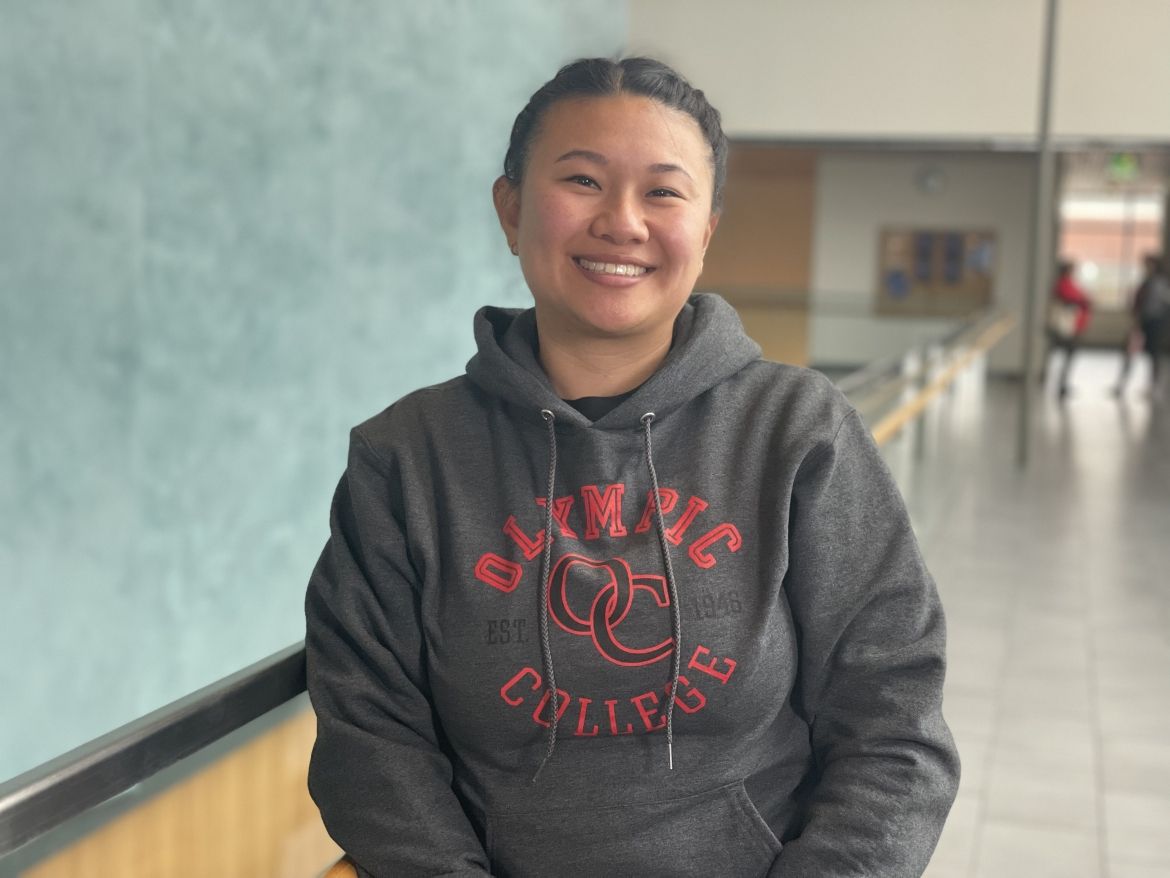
left=591, top=189, right=648, bottom=244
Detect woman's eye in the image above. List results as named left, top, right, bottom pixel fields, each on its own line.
left=649, top=188, right=681, bottom=198
left=566, top=175, right=599, bottom=189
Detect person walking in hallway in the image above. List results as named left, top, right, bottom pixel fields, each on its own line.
left=1115, top=253, right=1170, bottom=398
left=1045, top=259, right=1093, bottom=400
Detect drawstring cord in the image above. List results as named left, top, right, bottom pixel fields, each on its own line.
left=533, top=408, right=558, bottom=782
left=532, top=408, right=682, bottom=777
left=641, top=412, right=683, bottom=770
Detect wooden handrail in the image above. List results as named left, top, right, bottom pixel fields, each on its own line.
left=870, top=314, right=1016, bottom=447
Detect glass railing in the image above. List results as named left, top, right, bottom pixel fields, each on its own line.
left=713, top=284, right=1014, bottom=437
left=837, top=309, right=1015, bottom=438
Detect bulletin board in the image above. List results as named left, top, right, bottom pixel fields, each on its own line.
left=876, top=228, right=996, bottom=317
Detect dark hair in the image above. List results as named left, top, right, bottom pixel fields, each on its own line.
left=502, top=56, right=729, bottom=213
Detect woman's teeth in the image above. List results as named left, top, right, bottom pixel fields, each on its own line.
left=576, top=258, right=648, bottom=277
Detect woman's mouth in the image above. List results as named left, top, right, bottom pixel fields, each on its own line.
left=574, top=257, right=651, bottom=278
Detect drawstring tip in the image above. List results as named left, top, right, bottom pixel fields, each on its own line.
left=668, top=740, right=674, bottom=770
left=532, top=753, right=551, bottom=784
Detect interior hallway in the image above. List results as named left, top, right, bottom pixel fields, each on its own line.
left=876, top=351, right=1170, bottom=878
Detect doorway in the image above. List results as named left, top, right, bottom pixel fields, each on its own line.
left=1058, top=150, right=1168, bottom=348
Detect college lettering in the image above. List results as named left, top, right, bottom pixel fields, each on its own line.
left=498, top=644, right=735, bottom=736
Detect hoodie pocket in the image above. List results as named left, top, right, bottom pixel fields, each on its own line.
left=486, top=780, right=782, bottom=878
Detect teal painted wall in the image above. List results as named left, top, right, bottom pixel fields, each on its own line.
left=0, top=1, right=626, bottom=782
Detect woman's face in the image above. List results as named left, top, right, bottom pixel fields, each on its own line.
left=494, top=95, right=719, bottom=343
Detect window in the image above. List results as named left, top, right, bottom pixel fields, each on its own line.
left=1060, top=193, right=1164, bottom=310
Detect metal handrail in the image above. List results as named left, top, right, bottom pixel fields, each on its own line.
left=0, top=642, right=306, bottom=856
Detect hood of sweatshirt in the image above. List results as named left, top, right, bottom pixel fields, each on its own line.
left=465, top=293, right=762, bottom=429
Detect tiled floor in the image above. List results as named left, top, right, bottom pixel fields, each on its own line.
left=876, top=351, right=1170, bottom=878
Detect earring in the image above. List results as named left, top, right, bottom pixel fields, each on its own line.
left=509, top=242, right=519, bottom=256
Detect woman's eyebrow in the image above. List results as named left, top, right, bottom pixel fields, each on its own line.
left=649, top=162, right=693, bottom=181
left=555, top=149, right=607, bottom=165
left=555, top=150, right=694, bottom=181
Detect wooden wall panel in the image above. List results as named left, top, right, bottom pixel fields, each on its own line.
left=21, top=708, right=340, bottom=878
left=701, top=146, right=816, bottom=366
left=733, top=304, right=809, bottom=368
left=701, top=146, right=816, bottom=292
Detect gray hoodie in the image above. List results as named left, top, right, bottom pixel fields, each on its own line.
left=306, top=293, right=959, bottom=877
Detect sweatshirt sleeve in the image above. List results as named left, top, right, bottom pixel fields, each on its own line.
left=305, top=428, right=491, bottom=878
left=769, top=410, right=960, bottom=877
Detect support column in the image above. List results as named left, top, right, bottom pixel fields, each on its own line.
left=1017, top=0, right=1060, bottom=467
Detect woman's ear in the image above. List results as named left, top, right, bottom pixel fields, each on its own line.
left=492, top=176, right=521, bottom=245
left=701, top=210, right=721, bottom=254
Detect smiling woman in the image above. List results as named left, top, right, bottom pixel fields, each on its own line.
left=304, top=56, right=959, bottom=878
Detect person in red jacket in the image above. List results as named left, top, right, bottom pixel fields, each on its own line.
left=1045, top=259, right=1093, bottom=399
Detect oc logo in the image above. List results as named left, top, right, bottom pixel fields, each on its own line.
left=547, top=553, right=673, bottom=667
